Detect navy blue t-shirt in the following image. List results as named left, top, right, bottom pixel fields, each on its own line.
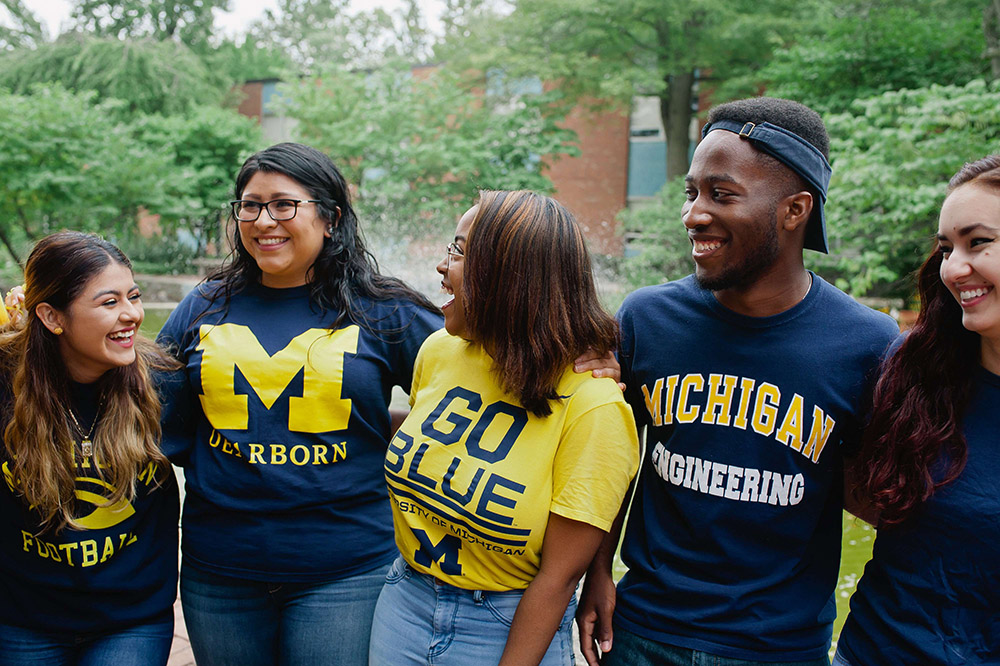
left=838, top=366, right=1000, bottom=665
left=158, top=281, right=442, bottom=581
left=0, top=380, right=179, bottom=633
left=614, top=275, right=898, bottom=661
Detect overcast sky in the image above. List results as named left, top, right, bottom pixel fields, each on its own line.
left=18, top=0, right=445, bottom=40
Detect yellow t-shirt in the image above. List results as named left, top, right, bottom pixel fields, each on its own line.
left=385, top=329, right=639, bottom=591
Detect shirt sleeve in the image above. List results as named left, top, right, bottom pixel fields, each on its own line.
left=153, top=288, right=204, bottom=466
left=155, top=367, right=196, bottom=466
left=390, top=302, right=443, bottom=394
left=550, top=394, right=640, bottom=532
left=155, top=286, right=204, bottom=360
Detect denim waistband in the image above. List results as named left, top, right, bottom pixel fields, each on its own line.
left=393, top=556, right=525, bottom=599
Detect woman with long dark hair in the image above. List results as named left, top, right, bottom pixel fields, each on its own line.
left=368, top=191, right=639, bottom=666
left=0, top=232, right=180, bottom=665
left=836, top=156, right=1000, bottom=665
left=157, top=142, right=444, bottom=665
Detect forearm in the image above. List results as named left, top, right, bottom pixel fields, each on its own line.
left=499, top=571, right=580, bottom=666
left=589, top=497, right=628, bottom=577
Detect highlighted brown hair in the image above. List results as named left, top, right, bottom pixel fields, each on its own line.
left=0, top=232, right=175, bottom=532
left=462, top=191, right=618, bottom=417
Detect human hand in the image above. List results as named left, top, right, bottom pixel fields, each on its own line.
left=576, top=568, right=617, bottom=666
left=573, top=350, right=625, bottom=391
left=3, top=285, right=25, bottom=326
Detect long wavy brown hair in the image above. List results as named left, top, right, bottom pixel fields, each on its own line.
left=462, top=190, right=619, bottom=417
left=858, top=155, right=1000, bottom=525
left=0, top=232, right=175, bottom=533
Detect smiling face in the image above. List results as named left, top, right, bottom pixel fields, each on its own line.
left=49, top=262, right=143, bottom=383
left=937, top=183, right=1000, bottom=345
left=682, top=131, right=787, bottom=292
left=237, top=171, right=330, bottom=288
left=436, top=205, right=476, bottom=339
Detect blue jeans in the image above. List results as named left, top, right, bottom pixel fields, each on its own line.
left=180, top=559, right=388, bottom=666
left=0, top=618, right=173, bottom=666
left=369, top=555, right=577, bottom=666
left=602, top=624, right=830, bottom=666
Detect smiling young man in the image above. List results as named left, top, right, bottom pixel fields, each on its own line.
left=576, top=97, right=900, bottom=666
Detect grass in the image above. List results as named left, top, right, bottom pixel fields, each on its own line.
left=140, top=307, right=172, bottom=337
left=612, top=511, right=875, bottom=656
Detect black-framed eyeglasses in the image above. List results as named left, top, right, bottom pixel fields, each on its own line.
left=445, top=242, right=464, bottom=265
left=230, top=199, right=322, bottom=222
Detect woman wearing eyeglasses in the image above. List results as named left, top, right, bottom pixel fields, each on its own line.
left=157, top=142, right=443, bottom=666
left=368, top=191, right=640, bottom=666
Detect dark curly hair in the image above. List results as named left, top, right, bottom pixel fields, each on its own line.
left=856, top=154, right=1000, bottom=525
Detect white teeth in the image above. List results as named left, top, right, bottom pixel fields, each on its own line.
left=109, top=330, right=134, bottom=340
left=258, top=238, right=286, bottom=246
left=959, top=287, right=990, bottom=301
left=694, top=240, right=723, bottom=253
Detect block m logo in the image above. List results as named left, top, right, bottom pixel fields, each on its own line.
left=412, top=529, right=463, bottom=576
left=197, top=324, right=359, bottom=433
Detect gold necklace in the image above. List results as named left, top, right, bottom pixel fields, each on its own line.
left=67, top=394, right=105, bottom=459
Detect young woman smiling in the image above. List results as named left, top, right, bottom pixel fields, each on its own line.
left=369, top=190, right=639, bottom=666
left=835, top=155, right=1000, bottom=665
left=158, top=142, right=444, bottom=666
left=0, top=232, right=180, bottom=665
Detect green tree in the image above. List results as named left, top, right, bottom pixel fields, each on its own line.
left=132, top=106, right=263, bottom=254
left=0, top=0, right=42, bottom=51
left=454, top=0, right=802, bottom=181
left=986, top=0, right=1000, bottom=79
left=0, top=84, right=171, bottom=265
left=0, top=34, right=230, bottom=114
left=760, top=0, right=989, bottom=115
left=69, top=0, right=229, bottom=50
left=254, top=0, right=434, bottom=71
left=205, top=38, right=295, bottom=82
left=275, top=64, right=577, bottom=235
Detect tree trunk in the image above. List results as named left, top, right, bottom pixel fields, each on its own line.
left=985, top=0, right=1000, bottom=80
left=0, top=225, right=22, bottom=268
left=662, top=69, right=696, bottom=181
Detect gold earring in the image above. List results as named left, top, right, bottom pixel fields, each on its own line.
left=53, top=327, right=63, bottom=335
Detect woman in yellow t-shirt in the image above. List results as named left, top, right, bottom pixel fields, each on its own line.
left=369, top=190, right=640, bottom=666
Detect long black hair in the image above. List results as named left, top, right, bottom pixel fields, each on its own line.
left=206, top=142, right=438, bottom=329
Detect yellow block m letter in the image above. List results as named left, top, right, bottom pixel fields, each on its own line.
left=197, top=324, right=359, bottom=433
